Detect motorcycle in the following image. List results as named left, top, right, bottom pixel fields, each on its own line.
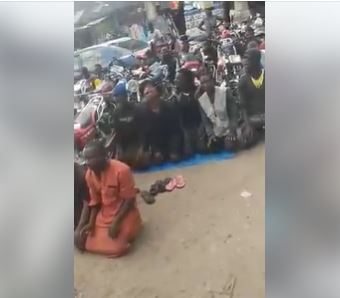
left=180, top=52, right=202, bottom=76
left=74, top=94, right=116, bottom=164
left=74, top=79, right=91, bottom=116
left=126, top=78, right=140, bottom=102
left=214, top=38, right=244, bottom=123
left=74, top=75, right=116, bottom=117
left=107, top=56, right=151, bottom=103
left=216, top=38, right=243, bottom=88
left=121, top=62, right=158, bottom=103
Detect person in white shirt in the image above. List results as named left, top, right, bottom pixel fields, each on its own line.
left=197, top=72, right=254, bottom=151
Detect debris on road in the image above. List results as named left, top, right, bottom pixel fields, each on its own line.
left=240, top=190, right=252, bottom=199
left=223, top=274, right=237, bottom=298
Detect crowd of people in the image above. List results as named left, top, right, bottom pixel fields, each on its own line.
left=74, top=7, right=265, bottom=257
left=112, top=48, right=264, bottom=169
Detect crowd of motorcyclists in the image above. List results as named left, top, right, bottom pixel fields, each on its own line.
left=74, top=9, right=265, bottom=170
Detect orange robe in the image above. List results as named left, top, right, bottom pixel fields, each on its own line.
left=85, top=160, right=141, bottom=257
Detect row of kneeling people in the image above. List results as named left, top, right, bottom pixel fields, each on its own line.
left=111, top=50, right=264, bottom=169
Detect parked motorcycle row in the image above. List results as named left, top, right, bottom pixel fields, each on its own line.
left=74, top=16, right=265, bottom=164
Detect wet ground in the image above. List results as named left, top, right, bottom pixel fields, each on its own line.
left=75, top=144, right=264, bottom=298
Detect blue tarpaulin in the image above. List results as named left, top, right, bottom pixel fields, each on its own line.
left=135, top=151, right=235, bottom=173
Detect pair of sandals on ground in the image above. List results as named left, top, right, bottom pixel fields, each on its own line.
left=140, top=175, right=185, bottom=204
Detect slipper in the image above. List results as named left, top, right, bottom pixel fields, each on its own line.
left=157, top=178, right=171, bottom=194
left=163, top=177, right=172, bottom=185
left=149, top=180, right=162, bottom=196
left=150, top=178, right=172, bottom=195
left=165, top=178, right=177, bottom=191
left=149, top=186, right=158, bottom=196
left=141, top=191, right=156, bottom=205
left=161, top=177, right=172, bottom=192
left=175, top=175, right=185, bottom=189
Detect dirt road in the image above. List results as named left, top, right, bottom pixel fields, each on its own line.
left=75, top=144, right=265, bottom=298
